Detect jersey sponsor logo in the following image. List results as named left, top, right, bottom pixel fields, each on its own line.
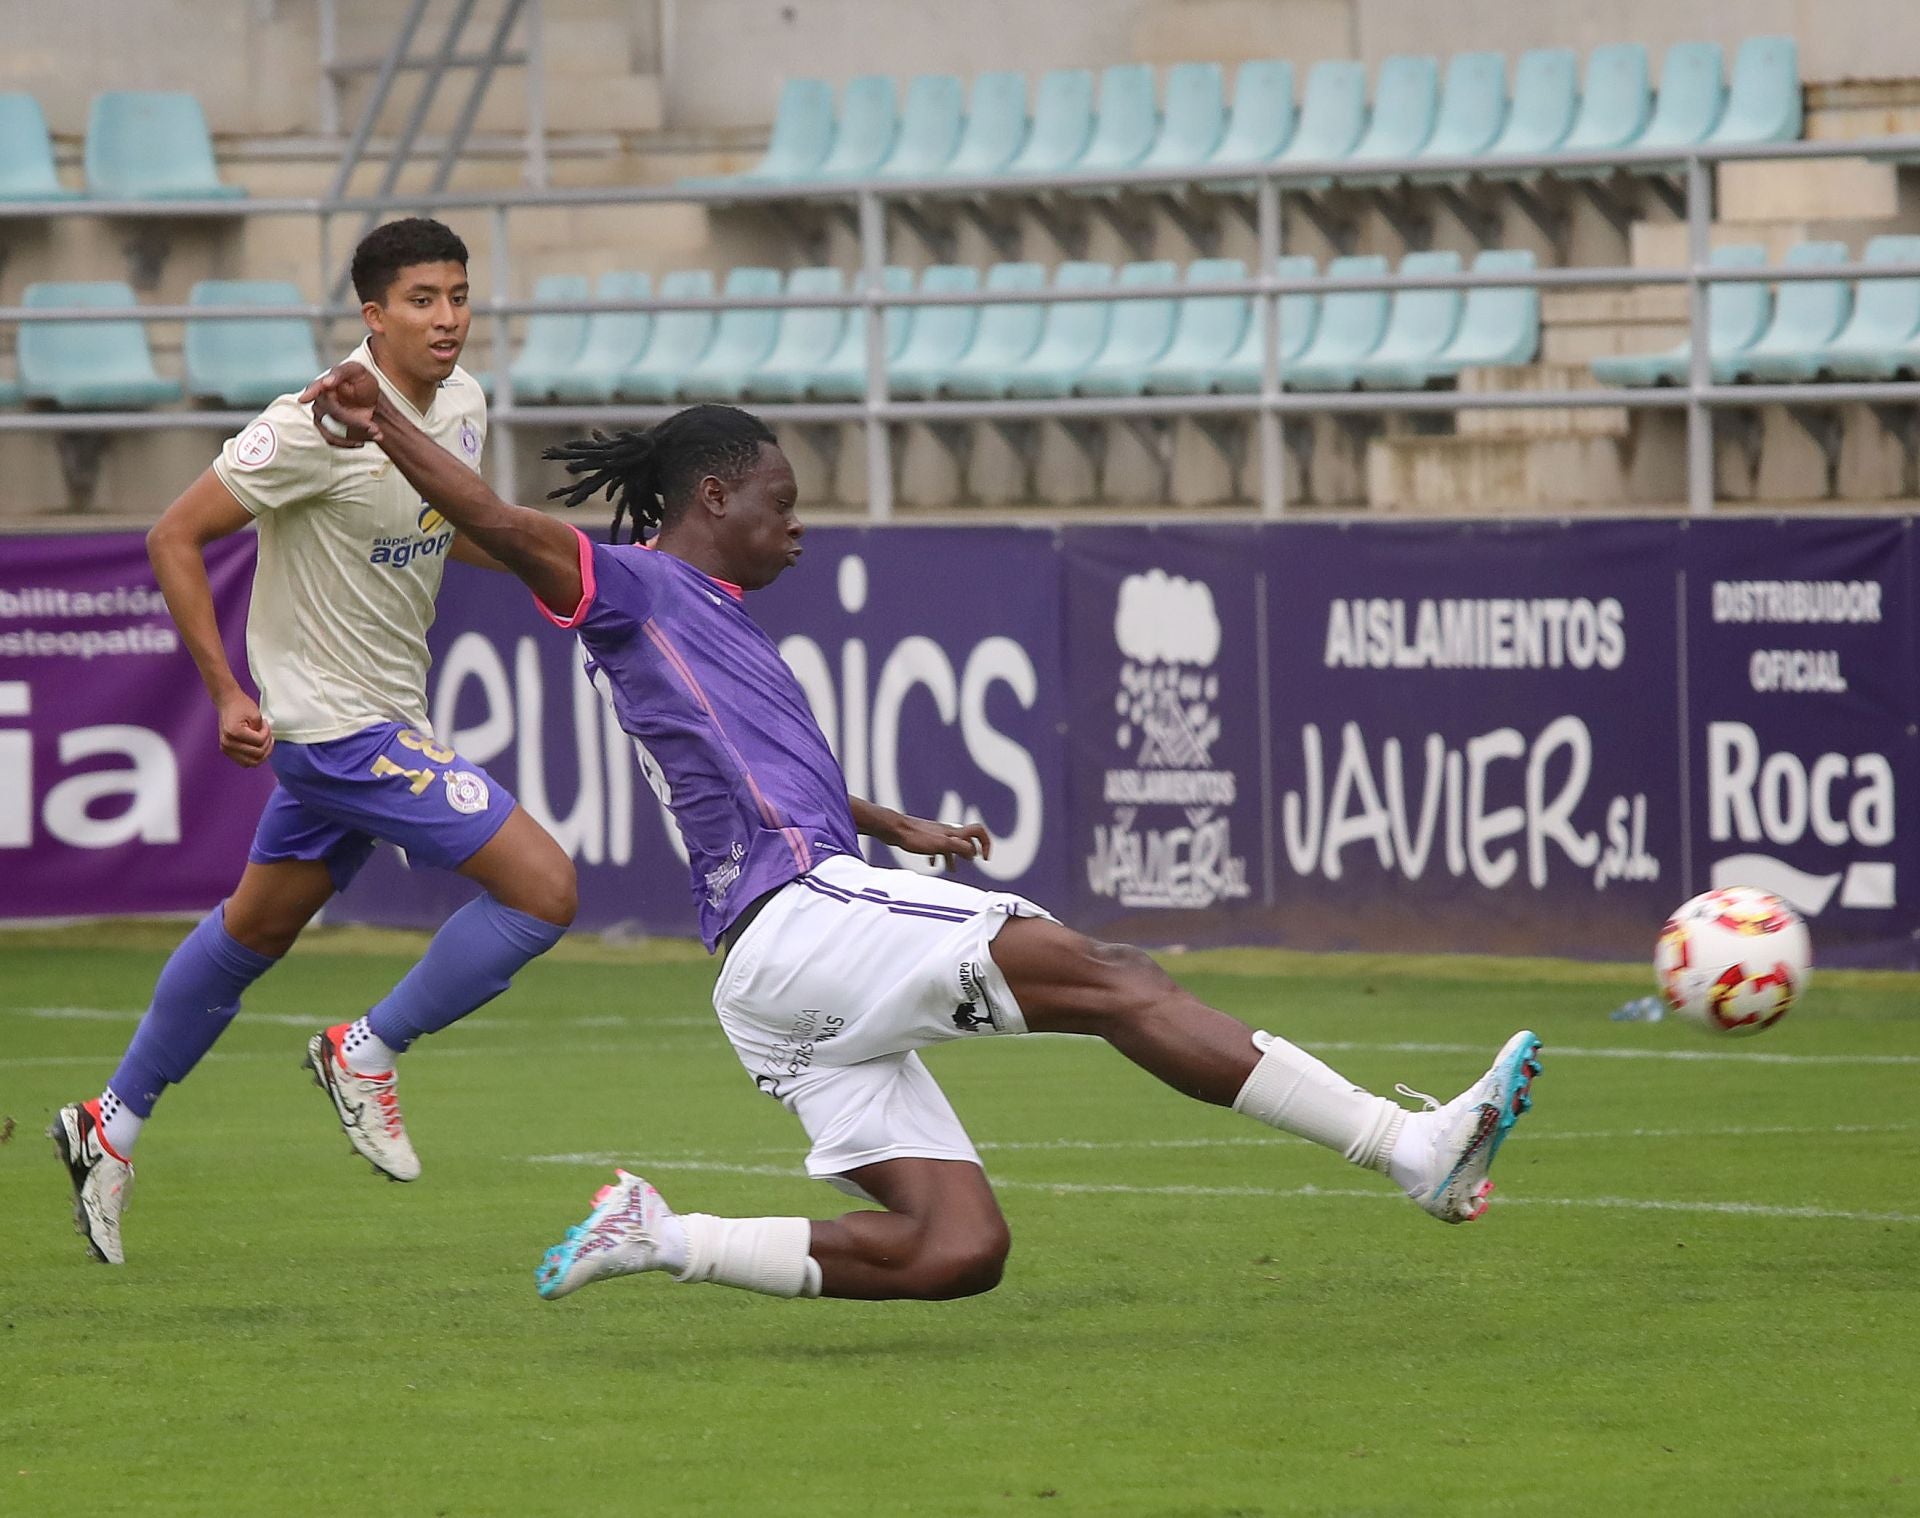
left=370, top=504, right=455, bottom=570
left=232, top=420, right=277, bottom=470
left=443, top=769, right=490, bottom=814
left=418, top=504, right=449, bottom=535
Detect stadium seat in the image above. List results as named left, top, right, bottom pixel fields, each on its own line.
left=0, top=376, right=19, bottom=407
left=939, top=262, right=1050, bottom=398
left=1283, top=255, right=1392, bottom=390
left=1074, top=260, right=1181, bottom=396
left=508, top=274, right=591, bottom=403
left=84, top=91, right=244, bottom=199
left=707, top=78, right=834, bottom=186
left=1478, top=49, right=1578, bottom=172
left=1408, top=51, right=1508, bottom=182
left=1591, top=244, right=1768, bottom=386
left=1631, top=41, right=1727, bottom=161
left=1722, top=241, right=1851, bottom=383
left=183, top=280, right=320, bottom=407
left=0, top=93, right=77, bottom=199
left=1005, top=262, right=1116, bottom=397
left=1073, top=65, right=1159, bottom=181
left=889, top=264, right=984, bottom=397
left=1135, top=62, right=1227, bottom=175
left=1820, top=236, right=1920, bottom=380
left=1210, top=254, right=1321, bottom=393
left=1554, top=44, right=1652, bottom=174
left=1272, top=61, right=1368, bottom=179
left=617, top=269, right=719, bottom=402
left=803, top=265, right=915, bottom=399
left=1422, top=247, right=1542, bottom=377
left=941, top=71, right=1029, bottom=179
left=1349, top=251, right=1465, bottom=387
left=1207, top=59, right=1295, bottom=171
left=1004, top=69, right=1095, bottom=177
left=811, top=76, right=898, bottom=180
left=548, top=271, right=653, bottom=404
left=1143, top=258, right=1253, bottom=394
left=1709, top=36, right=1802, bottom=146
left=19, top=282, right=182, bottom=407
left=1338, top=55, right=1440, bottom=187
left=875, top=74, right=963, bottom=179
left=739, top=267, right=848, bottom=401
left=677, top=267, right=785, bottom=400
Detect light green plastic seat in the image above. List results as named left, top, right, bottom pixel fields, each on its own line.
left=1821, top=236, right=1920, bottom=380
left=805, top=266, right=914, bottom=400
left=85, top=92, right=244, bottom=199
left=690, top=78, right=833, bottom=188
left=1075, top=64, right=1159, bottom=181
left=0, top=94, right=77, bottom=200
left=0, top=376, right=19, bottom=406
left=890, top=265, right=984, bottom=397
left=1144, top=258, right=1252, bottom=394
left=739, top=268, right=848, bottom=401
left=876, top=74, right=963, bottom=179
left=1203, top=60, right=1295, bottom=193
left=939, top=72, right=1028, bottom=179
left=1592, top=244, right=1768, bottom=386
left=1004, top=69, right=1095, bottom=178
left=548, top=271, right=653, bottom=404
left=1272, top=61, right=1368, bottom=184
left=508, top=274, right=591, bottom=402
left=20, top=282, right=182, bottom=408
left=1631, top=41, right=1727, bottom=165
left=677, top=267, right=785, bottom=401
left=1554, top=44, right=1652, bottom=179
left=1075, top=261, right=1180, bottom=396
left=1349, top=251, right=1464, bottom=388
left=940, top=262, right=1049, bottom=398
left=810, top=76, right=898, bottom=181
left=1710, top=36, right=1802, bottom=146
left=1408, top=52, right=1509, bottom=184
left=1283, top=255, right=1392, bottom=390
left=1725, top=242, right=1851, bottom=383
left=617, top=270, right=717, bottom=402
left=1337, top=55, right=1440, bottom=188
left=1359, top=247, right=1539, bottom=385
left=1479, top=49, right=1577, bottom=177
left=1212, top=254, right=1320, bottom=393
left=184, top=280, right=320, bottom=407
left=1138, top=62, right=1226, bottom=174
left=1006, top=262, right=1116, bottom=397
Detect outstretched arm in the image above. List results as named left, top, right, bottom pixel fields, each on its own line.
left=851, top=796, right=993, bottom=866
left=300, top=362, right=582, bottom=613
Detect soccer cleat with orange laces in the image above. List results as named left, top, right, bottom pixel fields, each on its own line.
left=303, top=1025, right=421, bottom=1182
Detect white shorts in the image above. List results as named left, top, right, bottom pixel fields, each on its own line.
left=710, top=853, right=1053, bottom=1188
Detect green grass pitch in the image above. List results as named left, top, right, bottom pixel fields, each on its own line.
left=2, top=923, right=1916, bottom=1517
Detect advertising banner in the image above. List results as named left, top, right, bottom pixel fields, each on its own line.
left=0, top=531, right=270, bottom=918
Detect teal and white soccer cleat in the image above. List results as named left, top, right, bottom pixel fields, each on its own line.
left=1394, top=1030, right=1543, bottom=1224
left=50, top=1100, right=134, bottom=1265
left=537, top=1169, right=677, bottom=1301
left=303, top=1025, right=421, bottom=1182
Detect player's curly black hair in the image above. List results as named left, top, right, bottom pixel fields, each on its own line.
left=542, top=405, right=779, bottom=545
left=350, top=218, right=470, bottom=305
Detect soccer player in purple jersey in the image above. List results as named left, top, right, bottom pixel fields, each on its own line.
left=50, top=221, right=577, bottom=1266
left=304, top=362, right=1542, bottom=1306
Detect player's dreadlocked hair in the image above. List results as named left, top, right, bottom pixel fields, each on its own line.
left=542, top=405, right=779, bottom=545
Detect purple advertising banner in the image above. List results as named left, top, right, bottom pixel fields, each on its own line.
left=1681, top=519, right=1917, bottom=968
left=0, top=531, right=271, bottom=918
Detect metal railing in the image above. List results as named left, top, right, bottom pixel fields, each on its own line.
left=5, top=129, right=1920, bottom=517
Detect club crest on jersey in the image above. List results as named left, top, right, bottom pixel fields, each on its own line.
left=443, top=770, right=490, bottom=814
left=459, top=420, right=481, bottom=460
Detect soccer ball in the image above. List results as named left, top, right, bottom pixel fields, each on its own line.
left=1654, top=887, right=1811, bottom=1036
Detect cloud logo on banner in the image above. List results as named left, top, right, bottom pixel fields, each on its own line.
left=1115, top=570, right=1221, bottom=667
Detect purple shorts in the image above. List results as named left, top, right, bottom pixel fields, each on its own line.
left=248, top=722, right=515, bottom=890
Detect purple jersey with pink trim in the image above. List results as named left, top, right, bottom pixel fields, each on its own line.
left=540, top=527, right=857, bottom=950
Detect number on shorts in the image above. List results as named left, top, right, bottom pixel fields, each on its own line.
left=396, top=729, right=456, bottom=764
left=371, top=753, right=436, bottom=796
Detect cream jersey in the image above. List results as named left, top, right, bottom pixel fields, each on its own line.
left=212, top=339, right=487, bottom=743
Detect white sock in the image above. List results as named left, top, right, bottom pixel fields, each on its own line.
left=648, top=1209, right=690, bottom=1275
left=98, top=1088, right=143, bottom=1159
left=674, top=1214, right=823, bottom=1298
left=1232, top=1030, right=1406, bottom=1172
left=1385, top=1108, right=1440, bottom=1193
left=341, top=1017, right=399, bottom=1075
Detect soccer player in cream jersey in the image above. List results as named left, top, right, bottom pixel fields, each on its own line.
left=306, top=366, right=1543, bottom=1306
left=49, top=219, right=577, bottom=1266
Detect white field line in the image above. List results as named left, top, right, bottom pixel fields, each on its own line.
left=518, top=1155, right=1920, bottom=1227
left=7, top=1006, right=712, bottom=1030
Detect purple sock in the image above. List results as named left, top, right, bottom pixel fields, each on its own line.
left=364, top=895, right=564, bottom=1053
left=108, top=906, right=277, bottom=1117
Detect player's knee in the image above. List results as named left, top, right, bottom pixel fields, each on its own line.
left=1083, top=940, right=1174, bottom=1023
left=223, top=901, right=309, bottom=958
left=507, top=853, right=577, bottom=927
left=912, top=1223, right=1011, bottom=1300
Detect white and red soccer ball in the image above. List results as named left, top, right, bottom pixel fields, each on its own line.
left=1654, top=887, right=1812, bottom=1037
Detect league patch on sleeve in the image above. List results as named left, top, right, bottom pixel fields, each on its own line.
left=232, top=420, right=278, bottom=470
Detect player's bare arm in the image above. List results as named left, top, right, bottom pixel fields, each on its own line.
left=300, top=360, right=581, bottom=612
left=448, top=533, right=511, bottom=572
left=146, top=467, right=273, bottom=767
left=850, top=796, right=992, bottom=864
